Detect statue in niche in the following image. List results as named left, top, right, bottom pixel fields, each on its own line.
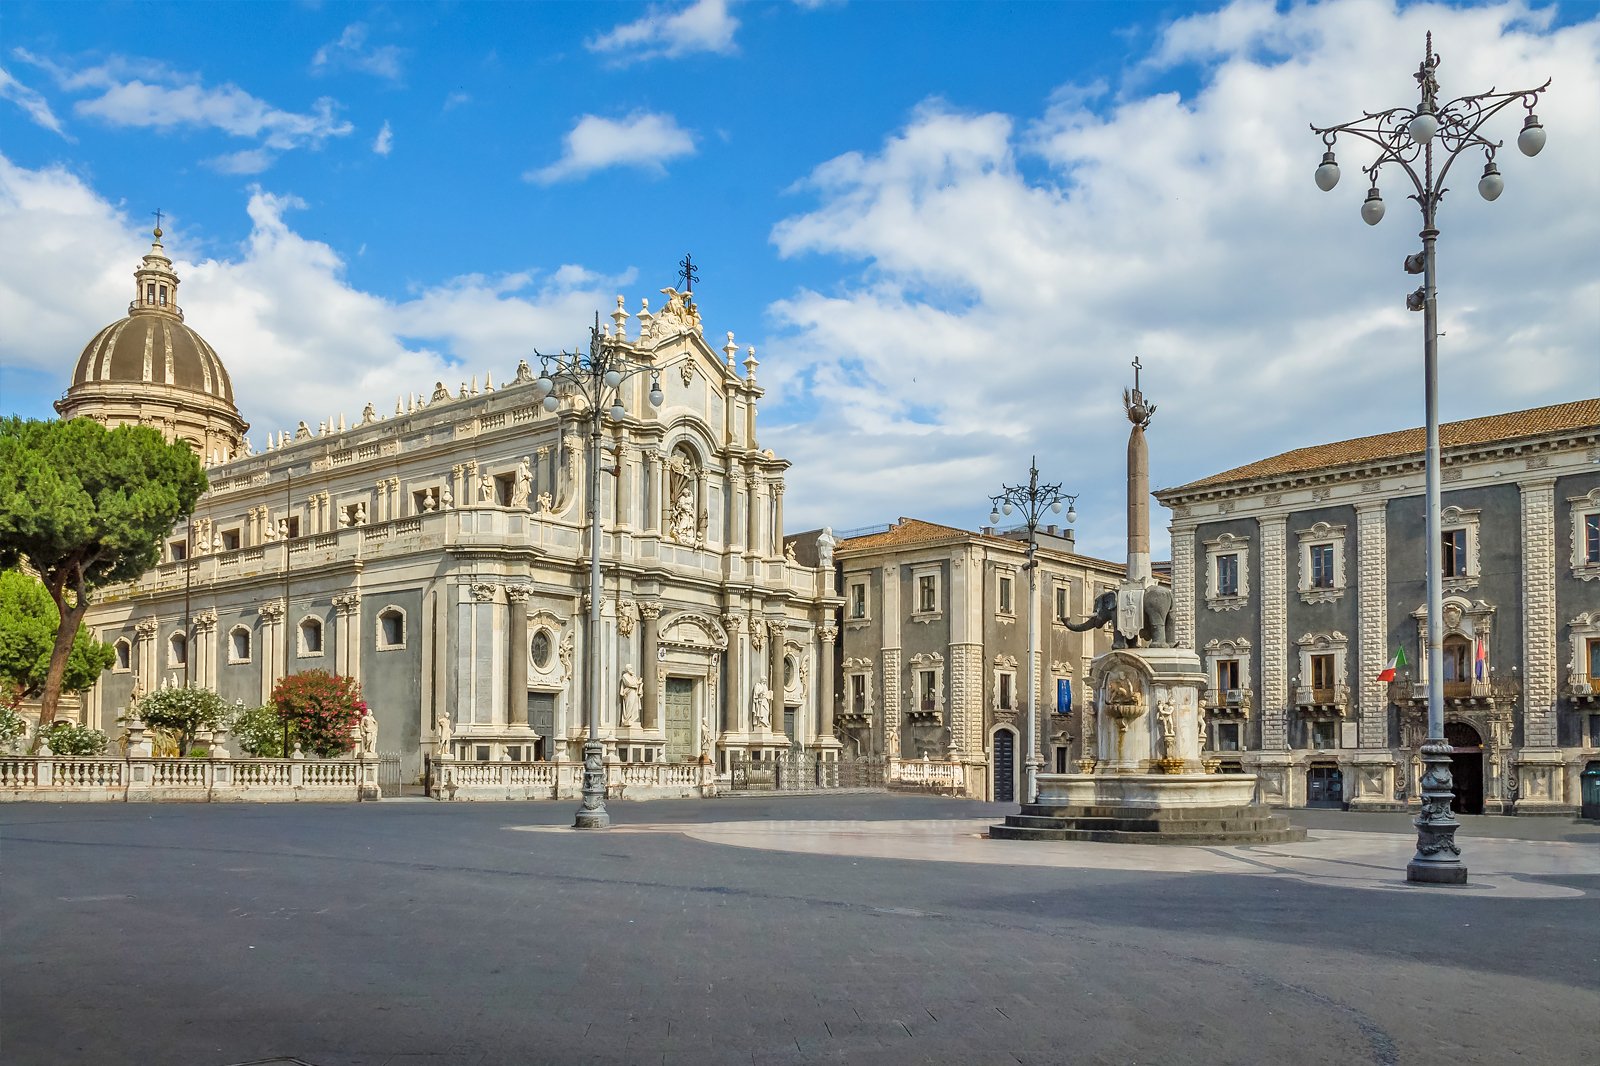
left=670, top=485, right=697, bottom=543
left=358, top=708, right=379, bottom=755
left=479, top=473, right=494, bottom=504
left=1157, top=695, right=1176, bottom=758
left=512, top=457, right=532, bottom=508
left=619, top=666, right=643, bottom=727
left=752, top=678, right=773, bottom=731
left=434, top=713, right=453, bottom=754
left=666, top=448, right=700, bottom=545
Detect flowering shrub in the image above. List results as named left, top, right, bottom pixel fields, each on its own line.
left=38, top=719, right=108, bottom=756
left=227, top=703, right=285, bottom=758
left=0, top=705, right=25, bottom=753
left=270, top=671, right=365, bottom=758
left=134, top=687, right=228, bottom=757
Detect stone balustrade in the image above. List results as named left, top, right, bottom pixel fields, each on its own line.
left=427, top=756, right=717, bottom=801
left=887, top=756, right=970, bottom=796
left=0, top=755, right=367, bottom=802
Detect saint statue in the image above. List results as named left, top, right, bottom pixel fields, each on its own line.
left=511, top=457, right=533, bottom=508
left=816, top=526, right=837, bottom=568
left=358, top=708, right=379, bottom=755
left=434, top=713, right=453, bottom=754
left=619, top=665, right=643, bottom=727
left=752, top=679, right=773, bottom=731
left=479, top=473, right=494, bottom=504
left=670, top=485, right=697, bottom=543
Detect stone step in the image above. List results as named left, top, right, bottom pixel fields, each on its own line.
left=1002, top=813, right=1289, bottom=834
left=1021, top=804, right=1271, bottom=822
left=988, top=823, right=1308, bottom=846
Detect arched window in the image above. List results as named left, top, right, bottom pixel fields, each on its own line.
left=229, top=625, right=252, bottom=664
left=168, top=631, right=187, bottom=667
left=114, top=638, right=132, bottom=672
left=377, top=607, right=406, bottom=650
left=299, top=616, right=324, bottom=657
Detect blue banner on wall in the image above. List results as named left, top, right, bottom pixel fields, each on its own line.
left=1057, top=678, right=1072, bottom=714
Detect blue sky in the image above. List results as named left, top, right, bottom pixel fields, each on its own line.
left=3, top=1, right=1597, bottom=561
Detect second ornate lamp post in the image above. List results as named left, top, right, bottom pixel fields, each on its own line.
left=989, top=458, right=1078, bottom=805
left=533, top=319, right=664, bottom=830
left=1311, top=34, right=1549, bottom=883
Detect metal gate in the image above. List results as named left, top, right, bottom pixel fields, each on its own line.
left=994, top=729, right=1015, bottom=803
left=378, top=753, right=409, bottom=798
left=836, top=754, right=886, bottom=790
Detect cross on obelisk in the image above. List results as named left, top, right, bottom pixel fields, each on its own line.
left=677, top=253, right=699, bottom=293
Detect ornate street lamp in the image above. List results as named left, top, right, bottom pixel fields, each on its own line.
left=989, top=458, right=1078, bottom=805
left=1311, top=34, right=1549, bottom=884
left=533, top=318, right=665, bottom=829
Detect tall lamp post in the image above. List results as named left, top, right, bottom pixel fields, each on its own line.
left=1311, top=34, right=1548, bottom=884
left=989, top=458, right=1078, bottom=805
left=533, top=318, right=664, bottom=830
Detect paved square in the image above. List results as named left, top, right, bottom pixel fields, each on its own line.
left=3, top=796, right=1596, bottom=1066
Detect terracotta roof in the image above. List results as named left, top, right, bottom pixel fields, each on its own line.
left=837, top=517, right=979, bottom=553
left=1160, top=398, right=1600, bottom=497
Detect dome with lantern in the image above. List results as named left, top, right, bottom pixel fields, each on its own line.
left=56, top=224, right=249, bottom=464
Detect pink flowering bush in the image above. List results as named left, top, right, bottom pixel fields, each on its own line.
left=269, top=670, right=365, bottom=758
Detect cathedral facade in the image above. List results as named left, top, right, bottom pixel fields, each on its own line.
left=66, top=232, right=840, bottom=782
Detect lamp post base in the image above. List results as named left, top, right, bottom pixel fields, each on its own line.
left=572, top=740, right=611, bottom=830
left=1406, top=739, right=1466, bottom=884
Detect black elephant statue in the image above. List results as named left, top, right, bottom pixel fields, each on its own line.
left=1064, top=585, right=1175, bottom=649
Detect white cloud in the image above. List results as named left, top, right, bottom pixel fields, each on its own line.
left=526, top=111, right=696, bottom=184
left=12, top=49, right=352, bottom=169
left=764, top=0, right=1600, bottom=558
left=0, top=153, right=636, bottom=445
left=311, top=24, right=405, bottom=81
left=0, top=66, right=68, bottom=137
left=443, top=91, right=472, bottom=111
left=587, top=0, right=739, bottom=65
left=373, top=120, right=393, bottom=156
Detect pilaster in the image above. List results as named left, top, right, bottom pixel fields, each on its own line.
left=506, top=585, right=532, bottom=725
left=1355, top=502, right=1389, bottom=748
left=1520, top=477, right=1558, bottom=747
left=816, top=623, right=838, bottom=745
left=1259, top=514, right=1289, bottom=751
left=639, top=603, right=661, bottom=729
left=1170, top=521, right=1197, bottom=650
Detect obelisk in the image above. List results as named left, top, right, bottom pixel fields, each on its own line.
left=1124, top=356, right=1154, bottom=585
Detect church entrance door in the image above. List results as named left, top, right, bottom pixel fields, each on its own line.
left=664, top=678, right=694, bottom=762
left=1445, top=721, right=1484, bottom=815
left=993, top=728, right=1016, bottom=803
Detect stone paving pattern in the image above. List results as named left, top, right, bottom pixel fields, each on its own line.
left=2, top=796, right=1596, bottom=1066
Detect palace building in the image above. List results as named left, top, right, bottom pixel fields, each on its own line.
left=1155, top=400, right=1600, bottom=815
left=64, top=229, right=840, bottom=783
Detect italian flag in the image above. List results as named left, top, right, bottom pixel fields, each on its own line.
left=1377, top=647, right=1408, bottom=683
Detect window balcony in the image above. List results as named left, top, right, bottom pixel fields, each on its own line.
left=1294, top=684, right=1352, bottom=716
left=1206, top=688, right=1253, bottom=718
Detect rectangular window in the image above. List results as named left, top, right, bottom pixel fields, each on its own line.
left=283, top=516, right=300, bottom=540
left=158, top=284, right=167, bottom=306
left=1217, top=659, right=1241, bottom=693
left=1218, top=723, right=1241, bottom=751
left=998, top=575, right=1013, bottom=614
left=1310, top=544, right=1335, bottom=588
left=999, top=673, right=1014, bottom=710
left=918, top=575, right=937, bottom=613
left=919, top=670, right=937, bottom=710
left=1310, top=653, right=1335, bottom=692
left=1587, top=638, right=1600, bottom=683
left=146, top=283, right=155, bottom=303
left=170, top=540, right=187, bottom=562
left=474, top=745, right=491, bottom=762
left=1587, top=514, right=1600, bottom=564
left=1312, top=721, right=1337, bottom=749
left=1217, top=553, right=1239, bottom=597
left=1054, top=585, right=1068, bottom=622
left=849, top=582, right=867, bottom=619
left=220, top=529, right=240, bottom=551
left=850, top=674, right=866, bottom=712
left=494, top=474, right=515, bottom=507
left=1441, top=528, right=1468, bottom=577
left=1443, top=640, right=1470, bottom=683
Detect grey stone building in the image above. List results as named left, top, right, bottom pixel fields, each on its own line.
left=66, top=230, right=840, bottom=783
left=1155, top=399, right=1600, bottom=815
left=832, top=518, right=1123, bottom=801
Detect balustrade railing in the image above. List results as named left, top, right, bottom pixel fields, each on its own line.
left=0, top=755, right=368, bottom=801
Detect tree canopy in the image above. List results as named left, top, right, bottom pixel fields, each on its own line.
left=0, top=569, right=116, bottom=706
left=0, top=418, right=207, bottom=723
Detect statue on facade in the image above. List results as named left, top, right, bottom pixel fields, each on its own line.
left=752, top=678, right=773, bottom=731
left=514, top=359, right=534, bottom=385
left=361, top=402, right=377, bottom=425
left=479, top=473, right=494, bottom=504
left=512, top=457, right=532, bottom=508
left=432, top=382, right=450, bottom=403
left=816, top=526, right=837, bottom=568
left=358, top=707, right=379, bottom=755
left=669, top=485, right=697, bottom=543
left=619, top=665, right=643, bottom=727
left=434, top=713, right=453, bottom=754
left=699, top=711, right=714, bottom=759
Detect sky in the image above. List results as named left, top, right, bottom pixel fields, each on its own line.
left=2, top=0, right=1597, bottom=563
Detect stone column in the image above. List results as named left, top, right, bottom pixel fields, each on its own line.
left=768, top=621, right=786, bottom=725
left=772, top=483, right=786, bottom=560
left=1355, top=502, right=1389, bottom=748
left=1169, top=519, right=1198, bottom=651
left=644, top=452, right=663, bottom=534
left=1258, top=514, right=1289, bottom=751
left=257, top=603, right=284, bottom=704
left=817, top=624, right=838, bottom=743
left=639, top=603, right=661, bottom=729
left=506, top=585, right=531, bottom=725
left=728, top=470, right=747, bottom=553
left=747, top=479, right=763, bottom=557
left=722, top=615, right=745, bottom=732
left=1520, top=477, right=1558, bottom=748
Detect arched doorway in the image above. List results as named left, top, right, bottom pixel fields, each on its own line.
left=993, top=728, right=1017, bottom=803
left=1444, top=721, right=1484, bottom=814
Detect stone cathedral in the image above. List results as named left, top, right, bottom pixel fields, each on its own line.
left=64, top=229, right=842, bottom=782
